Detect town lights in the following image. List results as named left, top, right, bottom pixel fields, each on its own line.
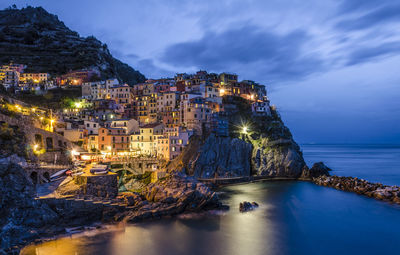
left=242, top=126, right=248, bottom=134
left=31, top=107, right=36, bottom=113
left=33, top=144, right=38, bottom=151
left=220, top=88, right=225, bottom=95
left=40, top=117, right=44, bottom=121
left=74, top=102, right=82, bottom=108
left=107, top=146, right=112, bottom=151
left=50, top=119, right=55, bottom=132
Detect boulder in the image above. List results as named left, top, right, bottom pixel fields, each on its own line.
left=301, top=162, right=331, bottom=179
left=239, top=201, right=259, bottom=212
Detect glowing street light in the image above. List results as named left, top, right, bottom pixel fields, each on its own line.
left=40, top=117, right=44, bottom=121
left=50, top=119, right=55, bottom=132
left=33, top=144, right=38, bottom=151
left=74, top=102, right=82, bottom=108
left=241, top=126, right=248, bottom=134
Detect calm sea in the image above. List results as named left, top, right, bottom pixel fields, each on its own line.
left=22, top=145, right=400, bottom=255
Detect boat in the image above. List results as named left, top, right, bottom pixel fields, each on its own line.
left=72, top=171, right=84, bottom=177
left=49, top=168, right=68, bottom=181
left=65, top=226, right=84, bottom=234
left=90, top=164, right=109, bottom=175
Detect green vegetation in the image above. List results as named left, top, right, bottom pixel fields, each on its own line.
left=129, top=171, right=152, bottom=185
left=15, top=87, right=81, bottom=109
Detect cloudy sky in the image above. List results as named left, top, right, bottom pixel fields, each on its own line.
left=2, top=0, right=400, bottom=143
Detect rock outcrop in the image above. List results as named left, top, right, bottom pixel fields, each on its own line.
left=0, top=163, right=58, bottom=253
left=251, top=138, right=305, bottom=177
left=301, top=162, right=331, bottom=179
left=117, top=173, right=226, bottom=222
left=239, top=201, right=259, bottom=212
left=182, top=134, right=253, bottom=178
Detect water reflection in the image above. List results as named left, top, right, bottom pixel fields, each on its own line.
left=22, top=181, right=400, bottom=255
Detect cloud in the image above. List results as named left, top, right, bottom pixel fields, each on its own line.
left=346, top=41, right=400, bottom=65
left=134, top=58, right=174, bottom=79
left=336, top=2, right=400, bottom=30
left=161, top=25, right=323, bottom=82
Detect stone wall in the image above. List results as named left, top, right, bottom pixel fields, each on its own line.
left=75, top=174, right=118, bottom=198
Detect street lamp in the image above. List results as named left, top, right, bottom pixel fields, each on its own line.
left=50, top=119, right=55, bottom=132
left=242, top=126, right=248, bottom=134
left=75, top=102, right=82, bottom=108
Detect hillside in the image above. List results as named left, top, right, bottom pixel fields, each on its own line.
left=0, top=6, right=145, bottom=85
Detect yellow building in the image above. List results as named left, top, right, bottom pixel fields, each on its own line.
left=130, top=123, right=164, bottom=156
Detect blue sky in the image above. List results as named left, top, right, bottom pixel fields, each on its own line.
left=2, top=0, right=400, bottom=143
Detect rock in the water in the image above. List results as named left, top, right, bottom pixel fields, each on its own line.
left=301, top=162, right=331, bottom=179
left=239, top=201, right=259, bottom=212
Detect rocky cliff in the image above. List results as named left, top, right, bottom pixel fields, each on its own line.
left=183, top=134, right=253, bottom=178
left=170, top=96, right=307, bottom=178
left=0, top=6, right=145, bottom=85
left=0, top=163, right=58, bottom=252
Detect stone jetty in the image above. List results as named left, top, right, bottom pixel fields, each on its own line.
left=312, top=175, right=400, bottom=204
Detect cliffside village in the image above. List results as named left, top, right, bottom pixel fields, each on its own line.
left=0, top=62, right=271, bottom=167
